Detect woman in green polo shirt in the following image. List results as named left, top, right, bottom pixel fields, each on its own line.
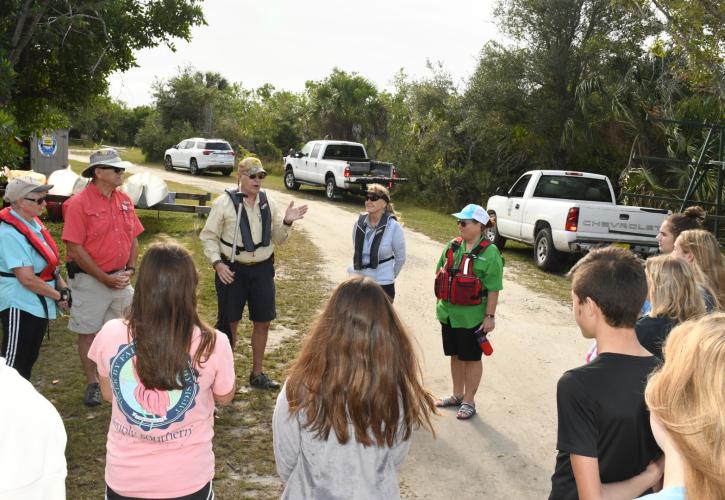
left=434, top=204, right=503, bottom=420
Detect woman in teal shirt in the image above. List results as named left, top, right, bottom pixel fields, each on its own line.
left=434, top=204, right=503, bottom=420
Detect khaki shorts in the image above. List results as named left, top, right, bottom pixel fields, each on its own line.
left=68, top=273, right=134, bottom=334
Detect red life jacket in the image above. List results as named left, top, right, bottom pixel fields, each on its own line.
left=0, top=207, right=60, bottom=281
left=434, top=237, right=490, bottom=305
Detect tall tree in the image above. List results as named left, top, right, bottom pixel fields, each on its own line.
left=1, top=0, right=204, bottom=165
left=304, top=68, right=388, bottom=153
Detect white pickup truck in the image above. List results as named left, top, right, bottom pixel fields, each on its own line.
left=485, top=170, right=670, bottom=271
left=282, top=140, right=403, bottom=199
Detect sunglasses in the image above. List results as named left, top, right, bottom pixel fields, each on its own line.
left=365, top=193, right=387, bottom=202
left=457, top=219, right=478, bottom=227
left=24, top=197, right=47, bottom=205
left=98, top=166, right=124, bottom=174
left=245, top=172, right=267, bottom=180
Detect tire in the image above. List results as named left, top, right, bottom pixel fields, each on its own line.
left=485, top=212, right=506, bottom=249
left=164, top=156, right=174, bottom=171
left=325, top=176, right=338, bottom=200
left=534, top=227, right=563, bottom=272
left=221, top=168, right=232, bottom=176
left=190, top=158, right=201, bottom=176
left=284, top=168, right=300, bottom=190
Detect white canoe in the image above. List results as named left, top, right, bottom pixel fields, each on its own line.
left=122, top=172, right=169, bottom=208
left=47, top=166, right=80, bottom=196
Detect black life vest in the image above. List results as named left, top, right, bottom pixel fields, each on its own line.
left=0, top=207, right=60, bottom=281
left=224, top=189, right=271, bottom=253
left=353, top=212, right=396, bottom=270
left=434, top=237, right=490, bottom=305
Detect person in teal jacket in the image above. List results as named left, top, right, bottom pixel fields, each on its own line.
left=434, top=204, right=503, bottom=420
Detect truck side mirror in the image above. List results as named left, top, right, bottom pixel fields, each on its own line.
left=494, top=186, right=507, bottom=196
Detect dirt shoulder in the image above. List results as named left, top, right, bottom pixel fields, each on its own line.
left=69, top=154, right=590, bottom=498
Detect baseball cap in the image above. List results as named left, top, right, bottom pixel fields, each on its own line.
left=452, top=203, right=490, bottom=225
left=3, top=176, right=53, bottom=203
left=238, top=157, right=267, bottom=176
left=82, top=148, right=133, bottom=178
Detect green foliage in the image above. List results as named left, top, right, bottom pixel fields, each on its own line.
left=1, top=0, right=205, bottom=139
left=135, top=111, right=194, bottom=161
left=0, top=109, right=23, bottom=167
left=304, top=68, right=388, bottom=154
left=70, top=95, right=152, bottom=145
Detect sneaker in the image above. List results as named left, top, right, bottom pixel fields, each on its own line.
left=249, top=372, right=280, bottom=390
left=84, top=383, right=102, bottom=407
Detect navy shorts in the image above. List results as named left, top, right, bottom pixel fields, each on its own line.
left=216, top=257, right=276, bottom=324
left=441, top=321, right=483, bottom=361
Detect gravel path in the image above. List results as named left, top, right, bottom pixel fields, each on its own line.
left=69, top=152, right=590, bottom=498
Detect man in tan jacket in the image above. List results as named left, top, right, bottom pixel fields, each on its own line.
left=200, top=157, right=307, bottom=389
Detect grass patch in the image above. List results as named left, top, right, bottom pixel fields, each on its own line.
left=33, top=210, right=327, bottom=499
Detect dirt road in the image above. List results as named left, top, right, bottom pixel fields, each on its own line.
left=70, top=154, right=590, bottom=498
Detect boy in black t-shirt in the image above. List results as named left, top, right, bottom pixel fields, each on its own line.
left=549, top=247, right=663, bottom=500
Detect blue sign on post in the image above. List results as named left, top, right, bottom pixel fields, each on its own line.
left=38, top=133, right=58, bottom=157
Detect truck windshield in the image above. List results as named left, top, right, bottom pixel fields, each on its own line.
left=533, top=175, right=612, bottom=203
left=323, top=145, right=367, bottom=160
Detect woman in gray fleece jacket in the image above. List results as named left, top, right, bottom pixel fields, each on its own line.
left=273, top=276, right=436, bottom=499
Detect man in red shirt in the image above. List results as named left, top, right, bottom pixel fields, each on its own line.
left=61, top=149, right=144, bottom=406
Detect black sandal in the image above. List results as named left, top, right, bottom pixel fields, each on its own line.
left=435, top=395, right=463, bottom=408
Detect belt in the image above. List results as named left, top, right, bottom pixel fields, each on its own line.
left=67, top=263, right=124, bottom=275
left=360, top=256, right=394, bottom=269
left=222, top=255, right=273, bottom=267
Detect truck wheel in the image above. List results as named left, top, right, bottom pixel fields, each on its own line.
left=221, top=168, right=232, bottom=176
left=164, top=156, right=174, bottom=171
left=534, top=227, right=563, bottom=272
left=485, top=212, right=506, bottom=249
left=284, top=169, right=300, bottom=190
left=325, top=177, right=338, bottom=200
left=190, top=158, right=201, bottom=176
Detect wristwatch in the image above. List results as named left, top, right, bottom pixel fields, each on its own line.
left=485, top=314, right=495, bottom=319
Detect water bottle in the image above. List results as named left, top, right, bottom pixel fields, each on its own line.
left=474, top=327, right=494, bottom=356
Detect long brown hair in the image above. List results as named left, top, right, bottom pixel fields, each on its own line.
left=645, top=313, right=725, bottom=499
left=646, top=255, right=705, bottom=322
left=285, top=276, right=435, bottom=447
left=127, top=242, right=216, bottom=390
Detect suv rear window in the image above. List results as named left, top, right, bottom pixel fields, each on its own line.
left=533, top=175, right=612, bottom=202
left=323, top=145, right=366, bottom=160
left=204, top=142, right=232, bottom=151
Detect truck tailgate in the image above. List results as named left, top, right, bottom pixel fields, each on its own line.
left=577, top=205, right=668, bottom=242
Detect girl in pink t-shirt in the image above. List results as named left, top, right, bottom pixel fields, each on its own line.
left=89, top=242, right=235, bottom=499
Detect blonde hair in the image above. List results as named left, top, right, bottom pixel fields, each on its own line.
left=677, top=229, right=724, bottom=309
left=645, top=313, right=725, bottom=499
left=237, top=156, right=262, bottom=173
left=646, top=255, right=706, bottom=321
left=366, top=183, right=399, bottom=218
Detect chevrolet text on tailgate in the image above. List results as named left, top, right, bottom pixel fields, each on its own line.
left=485, top=170, right=670, bottom=271
left=282, top=140, right=406, bottom=200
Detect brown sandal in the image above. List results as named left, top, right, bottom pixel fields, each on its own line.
left=435, top=395, right=463, bottom=408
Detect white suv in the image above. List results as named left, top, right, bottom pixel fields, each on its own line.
left=164, top=138, right=235, bottom=176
